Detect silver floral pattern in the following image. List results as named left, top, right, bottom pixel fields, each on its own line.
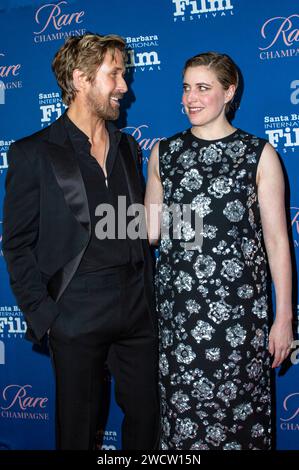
left=208, top=175, right=233, bottom=198
left=180, top=169, right=203, bottom=192
left=157, top=129, right=271, bottom=450
left=223, top=199, right=245, bottom=222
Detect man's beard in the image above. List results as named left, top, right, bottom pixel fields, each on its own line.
left=86, top=87, right=120, bottom=121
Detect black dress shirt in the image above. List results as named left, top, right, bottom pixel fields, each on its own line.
left=64, top=113, right=134, bottom=272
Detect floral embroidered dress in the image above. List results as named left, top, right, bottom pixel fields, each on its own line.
left=156, top=128, right=272, bottom=450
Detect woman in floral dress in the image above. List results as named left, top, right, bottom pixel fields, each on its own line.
left=145, top=52, right=294, bottom=450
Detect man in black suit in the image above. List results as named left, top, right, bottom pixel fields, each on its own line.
left=2, top=33, right=159, bottom=450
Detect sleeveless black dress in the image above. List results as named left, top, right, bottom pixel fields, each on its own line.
left=156, top=128, right=272, bottom=450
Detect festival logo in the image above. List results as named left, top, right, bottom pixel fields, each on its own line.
left=126, top=34, right=161, bottom=72
left=39, top=91, right=67, bottom=127
left=264, top=123, right=299, bottom=154
left=280, top=392, right=299, bottom=431
left=0, top=384, right=49, bottom=421
left=263, top=81, right=299, bottom=154
left=0, top=53, right=22, bottom=102
left=172, top=0, right=234, bottom=23
left=0, top=306, right=27, bottom=340
left=0, top=139, right=13, bottom=176
left=33, top=1, right=86, bottom=44
left=259, top=13, right=299, bottom=61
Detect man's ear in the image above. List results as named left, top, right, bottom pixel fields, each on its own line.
left=72, top=68, right=88, bottom=92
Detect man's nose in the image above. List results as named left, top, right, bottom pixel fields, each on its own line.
left=118, top=76, right=128, bottom=94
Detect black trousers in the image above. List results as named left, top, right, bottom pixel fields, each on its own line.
left=49, top=264, right=159, bottom=450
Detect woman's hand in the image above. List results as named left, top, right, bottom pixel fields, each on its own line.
left=268, top=317, right=294, bottom=368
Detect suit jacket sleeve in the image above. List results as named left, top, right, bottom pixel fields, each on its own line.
left=2, top=142, right=60, bottom=343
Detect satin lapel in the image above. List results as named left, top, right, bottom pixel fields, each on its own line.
left=46, top=117, right=91, bottom=301
left=47, top=140, right=90, bottom=234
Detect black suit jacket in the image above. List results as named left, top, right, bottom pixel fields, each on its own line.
left=2, top=115, right=154, bottom=344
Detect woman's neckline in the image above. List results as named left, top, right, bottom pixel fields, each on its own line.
left=188, top=127, right=239, bottom=143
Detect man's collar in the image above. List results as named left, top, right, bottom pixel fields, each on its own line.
left=64, top=111, right=122, bottom=145
left=47, top=111, right=123, bottom=149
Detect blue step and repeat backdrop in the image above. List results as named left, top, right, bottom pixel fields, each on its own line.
left=0, top=0, right=298, bottom=450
